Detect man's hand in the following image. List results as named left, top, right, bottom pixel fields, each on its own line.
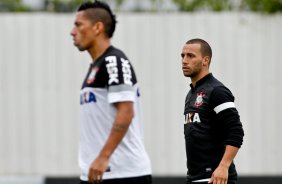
left=208, top=145, right=239, bottom=184
left=208, top=164, right=228, bottom=184
left=88, top=155, right=109, bottom=184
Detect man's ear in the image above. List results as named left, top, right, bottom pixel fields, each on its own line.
left=203, top=56, right=210, bottom=67
left=93, top=22, right=104, bottom=35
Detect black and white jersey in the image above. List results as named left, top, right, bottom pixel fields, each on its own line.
left=183, top=73, right=244, bottom=182
left=79, top=46, right=151, bottom=181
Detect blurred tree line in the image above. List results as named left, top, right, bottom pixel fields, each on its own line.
left=174, top=0, right=282, bottom=13
left=0, top=0, right=30, bottom=11
left=0, top=0, right=282, bottom=13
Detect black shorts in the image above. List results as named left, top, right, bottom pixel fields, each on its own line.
left=80, top=175, right=152, bottom=184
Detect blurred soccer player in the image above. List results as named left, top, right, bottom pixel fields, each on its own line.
left=70, top=1, right=152, bottom=184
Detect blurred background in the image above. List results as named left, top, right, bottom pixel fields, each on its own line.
left=0, top=0, right=282, bottom=184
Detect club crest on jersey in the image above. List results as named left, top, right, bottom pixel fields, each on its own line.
left=87, top=67, right=99, bottom=84
left=194, top=92, right=206, bottom=107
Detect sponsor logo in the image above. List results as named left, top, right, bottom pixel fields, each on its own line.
left=105, top=56, right=119, bottom=84
left=80, top=91, right=96, bottom=105
left=184, top=112, right=201, bottom=124
left=194, top=92, right=206, bottom=107
left=121, top=58, right=133, bottom=85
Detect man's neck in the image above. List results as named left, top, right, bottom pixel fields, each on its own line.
left=88, top=39, right=111, bottom=62
left=191, top=71, right=209, bottom=87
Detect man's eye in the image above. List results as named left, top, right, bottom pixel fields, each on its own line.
left=75, top=22, right=81, bottom=27
left=181, top=53, right=184, bottom=58
left=187, top=54, right=193, bottom=58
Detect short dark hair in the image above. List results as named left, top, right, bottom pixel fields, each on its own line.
left=77, top=1, right=117, bottom=38
left=186, top=38, right=212, bottom=62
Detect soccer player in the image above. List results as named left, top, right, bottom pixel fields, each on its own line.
left=181, top=38, right=244, bottom=184
left=70, top=1, right=152, bottom=184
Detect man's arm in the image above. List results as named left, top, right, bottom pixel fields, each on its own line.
left=209, top=87, right=244, bottom=184
left=88, top=101, right=134, bottom=183
left=209, top=145, right=239, bottom=184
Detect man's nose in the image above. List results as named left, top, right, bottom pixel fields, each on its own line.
left=182, top=57, right=188, bottom=64
left=70, top=28, right=76, bottom=36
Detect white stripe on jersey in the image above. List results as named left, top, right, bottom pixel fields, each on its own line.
left=108, top=91, right=136, bottom=103
left=213, top=102, right=235, bottom=114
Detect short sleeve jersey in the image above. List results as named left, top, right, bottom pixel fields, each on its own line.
left=79, top=46, right=151, bottom=181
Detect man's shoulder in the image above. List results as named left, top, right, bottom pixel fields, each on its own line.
left=207, top=75, right=225, bottom=88
left=207, top=76, right=235, bottom=105
left=105, top=46, right=128, bottom=59
left=208, top=78, right=232, bottom=95
left=201, top=75, right=234, bottom=99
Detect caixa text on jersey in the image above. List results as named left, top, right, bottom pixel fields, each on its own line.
left=184, top=112, right=201, bottom=124
left=80, top=91, right=96, bottom=105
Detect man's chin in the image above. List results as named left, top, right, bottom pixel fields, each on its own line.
left=183, top=72, right=192, bottom=77
left=78, top=47, right=86, bottom=51
left=76, top=46, right=86, bottom=51
left=73, top=43, right=86, bottom=51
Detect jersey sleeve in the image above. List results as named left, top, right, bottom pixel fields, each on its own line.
left=210, top=86, right=244, bottom=148
left=104, top=54, right=137, bottom=104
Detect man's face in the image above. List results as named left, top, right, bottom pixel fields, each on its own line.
left=181, top=43, right=205, bottom=78
left=71, top=11, right=95, bottom=51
